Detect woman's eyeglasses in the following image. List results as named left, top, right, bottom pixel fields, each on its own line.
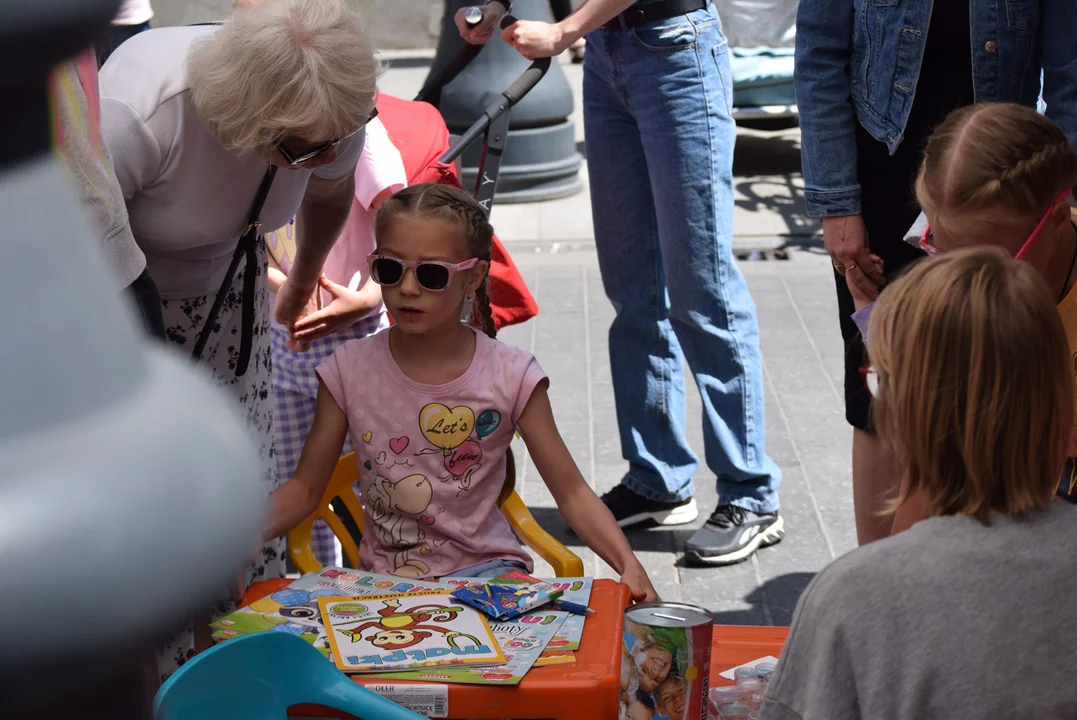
left=275, top=107, right=379, bottom=167
left=916, top=190, right=1071, bottom=258
left=368, top=253, right=479, bottom=292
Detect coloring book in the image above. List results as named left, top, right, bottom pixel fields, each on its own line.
left=210, top=568, right=450, bottom=655
left=320, top=591, right=504, bottom=673
left=365, top=608, right=567, bottom=685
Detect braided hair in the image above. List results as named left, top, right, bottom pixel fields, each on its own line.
left=374, top=183, right=498, bottom=337
left=375, top=183, right=517, bottom=502
left=916, top=103, right=1077, bottom=238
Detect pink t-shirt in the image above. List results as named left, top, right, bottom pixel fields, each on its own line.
left=266, top=116, right=406, bottom=310
left=317, top=328, right=547, bottom=579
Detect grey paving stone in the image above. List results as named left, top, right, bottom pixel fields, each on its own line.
left=509, top=247, right=854, bottom=625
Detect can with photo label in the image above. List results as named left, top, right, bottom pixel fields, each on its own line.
left=622, top=602, right=713, bottom=720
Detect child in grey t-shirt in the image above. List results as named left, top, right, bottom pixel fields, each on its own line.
left=763, top=247, right=1077, bottom=719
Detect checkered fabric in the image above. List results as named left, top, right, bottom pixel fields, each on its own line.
left=271, top=312, right=388, bottom=567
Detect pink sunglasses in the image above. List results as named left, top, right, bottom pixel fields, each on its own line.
left=918, top=190, right=1071, bottom=259
left=367, top=253, right=478, bottom=292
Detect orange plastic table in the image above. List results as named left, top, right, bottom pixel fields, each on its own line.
left=708, top=625, right=789, bottom=687
left=240, top=577, right=631, bottom=720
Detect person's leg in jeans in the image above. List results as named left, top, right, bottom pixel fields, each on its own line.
left=584, top=27, right=700, bottom=527
left=588, top=8, right=783, bottom=564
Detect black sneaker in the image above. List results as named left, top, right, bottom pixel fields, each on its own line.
left=684, top=505, right=784, bottom=565
left=600, top=484, right=698, bottom=529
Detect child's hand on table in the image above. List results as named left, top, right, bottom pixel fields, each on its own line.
left=621, top=562, right=661, bottom=603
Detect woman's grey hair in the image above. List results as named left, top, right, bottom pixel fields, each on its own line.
left=187, top=0, right=381, bottom=154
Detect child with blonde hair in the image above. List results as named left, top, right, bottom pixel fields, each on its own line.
left=846, top=102, right=1077, bottom=525
left=763, top=247, right=1077, bottom=719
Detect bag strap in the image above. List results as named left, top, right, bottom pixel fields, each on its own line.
left=191, top=165, right=278, bottom=375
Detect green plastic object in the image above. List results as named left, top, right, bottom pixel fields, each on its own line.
left=154, top=632, right=428, bottom=720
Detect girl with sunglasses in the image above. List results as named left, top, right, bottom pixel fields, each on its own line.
left=263, top=183, right=659, bottom=597
left=846, top=102, right=1077, bottom=524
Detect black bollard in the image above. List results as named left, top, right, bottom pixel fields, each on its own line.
left=427, top=0, right=583, bottom=203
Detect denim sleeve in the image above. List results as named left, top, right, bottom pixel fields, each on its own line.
left=1040, top=0, right=1077, bottom=149
left=793, top=0, right=861, bottom=218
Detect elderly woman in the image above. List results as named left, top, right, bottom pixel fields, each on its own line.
left=98, top=0, right=378, bottom=675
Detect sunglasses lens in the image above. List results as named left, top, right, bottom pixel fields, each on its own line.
left=415, top=263, right=450, bottom=290
left=371, top=258, right=404, bottom=285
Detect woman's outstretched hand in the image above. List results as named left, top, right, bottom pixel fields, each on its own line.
left=289, top=276, right=381, bottom=350
left=621, top=561, right=661, bottom=603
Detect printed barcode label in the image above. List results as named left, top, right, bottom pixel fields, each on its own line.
left=366, top=683, right=449, bottom=718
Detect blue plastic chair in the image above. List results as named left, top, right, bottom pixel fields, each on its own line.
left=154, top=632, right=426, bottom=720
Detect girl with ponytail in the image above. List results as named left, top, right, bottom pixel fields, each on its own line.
left=263, top=183, right=658, bottom=597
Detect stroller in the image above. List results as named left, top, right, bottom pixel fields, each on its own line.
left=375, top=18, right=547, bottom=330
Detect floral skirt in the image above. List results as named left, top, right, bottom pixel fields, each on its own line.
left=155, top=241, right=284, bottom=681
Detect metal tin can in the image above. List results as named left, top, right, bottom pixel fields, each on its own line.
left=623, top=602, right=713, bottom=720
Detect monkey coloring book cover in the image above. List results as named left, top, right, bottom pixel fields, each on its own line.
left=320, top=590, right=505, bottom=673
left=365, top=608, right=568, bottom=685
left=210, top=568, right=450, bottom=656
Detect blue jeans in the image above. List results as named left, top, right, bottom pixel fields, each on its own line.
left=583, top=4, right=780, bottom=513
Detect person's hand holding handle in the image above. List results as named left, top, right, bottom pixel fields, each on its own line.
left=456, top=2, right=509, bottom=45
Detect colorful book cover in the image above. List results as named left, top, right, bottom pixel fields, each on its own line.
left=449, top=570, right=564, bottom=620
left=320, top=591, right=505, bottom=674
left=365, top=608, right=567, bottom=685
left=210, top=568, right=450, bottom=655
left=542, top=578, right=593, bottom=654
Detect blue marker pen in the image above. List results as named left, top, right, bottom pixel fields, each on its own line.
left=550, top=600, right=595, bottom=616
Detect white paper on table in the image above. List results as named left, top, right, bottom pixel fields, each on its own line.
left=718, top=654, right=780, bottom=680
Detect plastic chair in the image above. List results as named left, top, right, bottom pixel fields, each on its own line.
left=288, top=453, right=584, bottom=577
left=154, top=631, right=424, bottom=720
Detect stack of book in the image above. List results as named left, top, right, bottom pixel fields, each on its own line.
left=211, top=567, right=595, bottom=685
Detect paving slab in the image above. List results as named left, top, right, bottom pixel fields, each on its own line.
left=506, top=248, right=854, bottom=624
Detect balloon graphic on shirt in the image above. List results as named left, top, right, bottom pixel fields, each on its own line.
left=475, top=409, right=502, bottom=439
left=419, top=403, right=476, bottom=455
left=444, top=440, right=483, bottom=477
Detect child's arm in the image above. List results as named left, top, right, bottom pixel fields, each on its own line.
left=267, top=252, right=287, bottom=294
left=263, top=381, right=350, bottom=541
left=517, top=384, right=659, bottom=602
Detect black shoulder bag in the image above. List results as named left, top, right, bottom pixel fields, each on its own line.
left=191, top=165, right=277, bottom=377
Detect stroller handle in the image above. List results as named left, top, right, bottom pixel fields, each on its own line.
left=501, top=58, right=552, bottom=108
left=438, top=53, right=550, bottom=166
left=496, top=15, right=552, bottom=108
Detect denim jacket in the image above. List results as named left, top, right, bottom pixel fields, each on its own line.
left=794, top=0, right=1077, bottom=218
